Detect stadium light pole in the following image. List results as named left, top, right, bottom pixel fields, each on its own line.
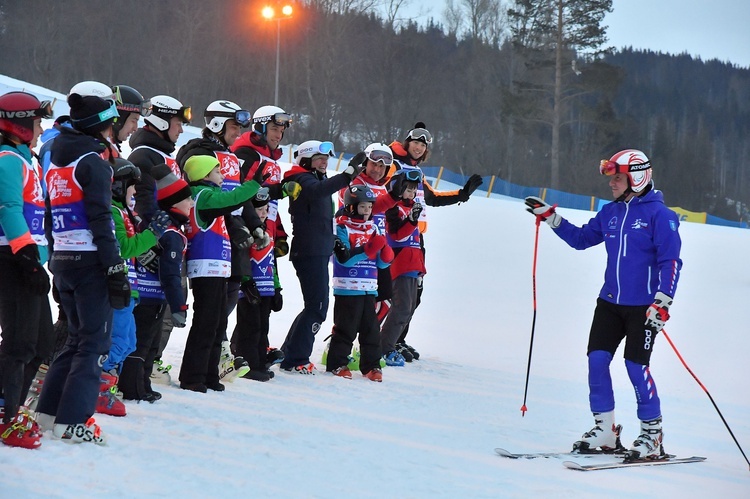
left=262, top=4, right=293, bottom=106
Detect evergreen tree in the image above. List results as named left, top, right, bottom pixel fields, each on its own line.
left=507, top=0, right=613, bottom=189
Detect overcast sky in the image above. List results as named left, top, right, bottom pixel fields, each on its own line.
left=390, top=0, right=750, bottom=69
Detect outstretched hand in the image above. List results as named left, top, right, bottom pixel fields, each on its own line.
left=524, top=196, right=562, bottom=228
left=458, top=174, right=483, bottom=201
left=344, top=152, right=367, bottom=180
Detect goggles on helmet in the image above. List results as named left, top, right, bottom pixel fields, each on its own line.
left=294, top=142, right=333, bottom=158
left=407, top=127, right=433, bottom=145
left=366, top=147, right=393, bottom=166
left=117, top=99, right=152, bottom=117
left=599, top=159, right=651, bottom=176
left=314, top=141, right=335, bottom=156
left=113, top=88, right=152, bottom=117
left=401, top=168, right=422, bottom=183
left=155, top=105, right=192, bottom=123
left=2, top=100, right=55, bottom=120
left=178, top=106, right=192, bottom=123
left=72, top=99, right=120, bottom=129
left=254, top=112, right=292, bottom=128
left=210, top=109, right=251, bottom=127
left=38, top=100, right=54, bottom=119
left=255, top=187, right=270, bottom=202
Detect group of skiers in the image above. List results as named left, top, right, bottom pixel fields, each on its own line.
left=0, top=81, right=484, bottom=448
left=0, top=79, right=681, bottom=462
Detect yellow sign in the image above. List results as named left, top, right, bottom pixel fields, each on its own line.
left=670, top=207, right=707, bottom=223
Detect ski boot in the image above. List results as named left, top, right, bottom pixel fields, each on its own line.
left=572, top=411, right=625, bottom=453
left=624, top=417, right=664, bottom=461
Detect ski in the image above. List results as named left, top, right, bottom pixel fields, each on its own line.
left=494, top=447, right=626, bottom=460
left=563, top=455, right=706, bottom=471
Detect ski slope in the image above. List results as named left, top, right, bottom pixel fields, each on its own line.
left=1, top=75, right=748, bottom=498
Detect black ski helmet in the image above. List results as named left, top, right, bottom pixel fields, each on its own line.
left=111, top=84, right=151, bottom=141
left=112, top=157, right=142, bottom=202
left=344, top=184, right=376, bottom=218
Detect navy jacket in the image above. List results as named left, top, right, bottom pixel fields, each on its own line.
left=283, top=165, right=352, bottom=259
left=47, top=127, right=121, bottom=272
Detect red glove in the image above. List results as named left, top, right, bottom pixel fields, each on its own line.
left=364, top=234, right=386, bottom=259
left=380, top=242, right=394, bottom=263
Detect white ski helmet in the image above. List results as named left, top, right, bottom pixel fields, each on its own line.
left=252, top=105, right=292, bottom=134
left=145, top=95, right=191, bottom=131
left=600, top=149, right=652, bottom=193
left=204, top=100, right=251, bottom=133
left=364, top=142, right=394, bottom=165
left=293, top=140, right=334, bottom=167
left=69, top=80, right=115, bottom=100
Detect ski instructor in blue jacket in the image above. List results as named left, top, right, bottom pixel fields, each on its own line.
left=524, top=149, right=682, bottom=461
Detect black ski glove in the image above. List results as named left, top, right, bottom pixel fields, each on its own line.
left=271, top=288, right=283, bottom=312
left=240, top=279, right=261, bottom=305
left=230, top=225, right=254, bottom=249
left=344, top=152, right=367, bottom=180
left=106, top=262, right=131, bottom=310
left=333, top=237, right=350, bottom=263
left=458, top=174, right=483, bottom=202
left=408, top=202, right=423, bottom=223
left=137, top=246, right=161, bottom=274
left=15, top=244, right=51, bottom=296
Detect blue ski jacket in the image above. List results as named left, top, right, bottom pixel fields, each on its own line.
left=553, top=187, right=682, bottom=306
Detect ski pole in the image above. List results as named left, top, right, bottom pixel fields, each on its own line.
left=662, top=328, right=750, bottom=470
left=520, top=215, right=542, bottom=416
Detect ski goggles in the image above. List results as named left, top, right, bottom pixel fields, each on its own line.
left=116, top=99, right=152, bottom=117
left=365, top=147, right=393, bottom=166
left=1, top=99, right=55, bottom=120
left=599, top=159, right=651, bottom=176
left=407, top=127, right=433, bottom=145
left=254, top=112, right=292, bottom=128
left=177, top=106, right=192, bottom=123
left=37, top=100, right=54, bottom=119
left=71, top=98, right=120, bottom=129
left=113, top=88, right=152, bottom=117
left=208, top=109, right=252, bottom=127
left=400, top=168, right=422, bottom=183
left=254, top=187, right=270, bottom=202
left=294, top=141, right=335, bottom=160
left=154, top=105, right=192, bottom=123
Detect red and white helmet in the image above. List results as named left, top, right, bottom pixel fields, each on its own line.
left=600, top=149, right=652, bottom=193
left=0, top=91, right=53, bottom=143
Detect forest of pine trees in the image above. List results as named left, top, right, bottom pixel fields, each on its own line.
left=1, top=0, right=748, bottom=220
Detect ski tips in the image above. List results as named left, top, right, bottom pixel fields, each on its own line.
left=520, top=404, right=528, bottom=417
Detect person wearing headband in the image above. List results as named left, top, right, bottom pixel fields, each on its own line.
left=524, top=148, right=682, bottom=461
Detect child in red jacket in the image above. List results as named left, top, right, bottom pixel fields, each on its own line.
left=379, top=170, right=425, bottom=366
